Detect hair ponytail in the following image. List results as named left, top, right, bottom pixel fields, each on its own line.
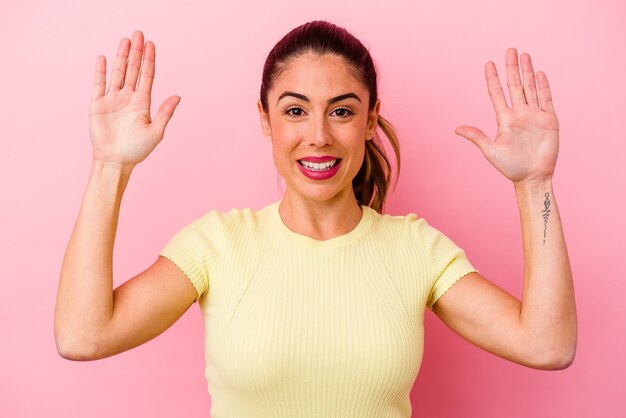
left=353, top=115, right=400, bottom=212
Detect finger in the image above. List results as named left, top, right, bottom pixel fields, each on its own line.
left=537, top=71, right=556, bottom=114
left=505, top=48, right=526, bottom=106
left=92, top=55, right=106, bottom=100
left=152, top=95, right=181, bottom=135
left=520, top=53, right=539, bottom=107
left=137, top=41, right=155, bottom=95
left=485, top=61, right=508, bottom=114
left=109, top=37, right=131, bottom=92
left=455, top=125, right=490, bottom=152
left=123, top=30, right=145, bottom=91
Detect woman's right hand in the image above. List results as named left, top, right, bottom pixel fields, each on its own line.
left=89, top=30, right=180, bottom=167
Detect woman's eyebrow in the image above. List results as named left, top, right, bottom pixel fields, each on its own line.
left=276, top=91, right=361, bottom=105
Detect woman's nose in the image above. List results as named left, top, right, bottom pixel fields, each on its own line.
left=308, top=115, right=333, bottom=147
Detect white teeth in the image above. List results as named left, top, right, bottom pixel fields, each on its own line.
left=299, top=159, right=337, bottom=171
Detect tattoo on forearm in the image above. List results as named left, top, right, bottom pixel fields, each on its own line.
left=542, top=192, right=551, bottom=245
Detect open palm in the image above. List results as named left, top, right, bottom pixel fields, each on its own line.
left=456, top=49, right=559, bottom=184
left=89, top=31, right=180, bottom=167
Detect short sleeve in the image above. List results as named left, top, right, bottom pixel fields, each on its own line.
left=160, top=212, right=223, bottom=300
left=413, top=217, right=478, bottom=309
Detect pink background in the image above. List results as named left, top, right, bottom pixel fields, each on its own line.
left=1, top=0, right=625, bottom=416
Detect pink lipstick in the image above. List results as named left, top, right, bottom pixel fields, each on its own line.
left=297, top=156, right=341, bottom=180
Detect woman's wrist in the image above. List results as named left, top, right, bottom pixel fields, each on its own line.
left=91, top=159, right=135, bottom=176
left=89, top=159, right=135, bottom=196
left=513, top=178, right=555, bottom=216
left=513, top=177, right=553, bottom=194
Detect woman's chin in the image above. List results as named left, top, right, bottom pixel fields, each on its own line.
left=284, top=183, right=356, bottom=206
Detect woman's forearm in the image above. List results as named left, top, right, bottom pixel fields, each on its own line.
left=54, top=160, right=134, bottom=359
left=515, top=178, right=577, bottom=366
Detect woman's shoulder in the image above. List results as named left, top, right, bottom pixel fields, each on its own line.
left=162, top=202, right=277, bottom=259
left=182, top=201, right=277, bottom=236
left=369, top=207, right=424, bottom=229
left=369, top=207, right=451, bottom=246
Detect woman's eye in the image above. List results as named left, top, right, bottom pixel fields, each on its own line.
left=332, top=108, right=353, bottom=118
left=285, top=107, right=304, bottom=117
left=284, top=107, right=352, bottom=118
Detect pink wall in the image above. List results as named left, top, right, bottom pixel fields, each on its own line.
left=1, top=0, right=624, bottom=416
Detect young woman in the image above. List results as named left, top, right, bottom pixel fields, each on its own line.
left=55, top=21, right=576, bottom=417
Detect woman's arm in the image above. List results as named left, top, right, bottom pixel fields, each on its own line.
left=433, top=49, right=577, bottom=369
left=433, top=180, right=575, bottom=369
left=54, top=31, right=195, bottom=360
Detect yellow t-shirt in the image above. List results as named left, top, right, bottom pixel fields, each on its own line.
left=160, top=201, right=477, bottom=418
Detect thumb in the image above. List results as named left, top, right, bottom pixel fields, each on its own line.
left=454, top=125, right=490, bottom=151
left=153, top=95, right=181, bottom=134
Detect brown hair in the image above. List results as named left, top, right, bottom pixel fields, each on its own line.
left=259, top=21, right=401, bottom=213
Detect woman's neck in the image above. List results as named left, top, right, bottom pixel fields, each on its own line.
left=278, top=191, right=363, bottom=241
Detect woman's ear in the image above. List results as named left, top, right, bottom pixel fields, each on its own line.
left=257, top=100, right=272, bottom=140
left=366, top=99, right=381, bottom=140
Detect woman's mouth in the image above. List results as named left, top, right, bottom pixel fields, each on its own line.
left=298, top=159, right=338, bottom=171
left=297, top=158, right=341, bottom=180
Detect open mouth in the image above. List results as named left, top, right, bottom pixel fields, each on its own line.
left=297, top=158, right=340, bottom=172
left=297, top=158, right=342, bottom=180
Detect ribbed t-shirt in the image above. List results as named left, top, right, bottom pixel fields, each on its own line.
left=160, top=201, right=477, bottom=418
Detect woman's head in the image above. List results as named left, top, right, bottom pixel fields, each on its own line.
left=258, top=21, right=400, bottom=213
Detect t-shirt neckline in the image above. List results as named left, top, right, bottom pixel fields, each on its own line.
left=269, top=200, right=374, bottom=249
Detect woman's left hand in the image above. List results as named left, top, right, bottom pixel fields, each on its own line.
left=455, top=48, right=559, bottom=185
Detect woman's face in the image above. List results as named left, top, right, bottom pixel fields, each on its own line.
left=257, top=52, right=379, bottom=206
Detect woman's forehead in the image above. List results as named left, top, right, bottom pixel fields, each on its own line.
left=270, top=53, right=366, bottom=98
